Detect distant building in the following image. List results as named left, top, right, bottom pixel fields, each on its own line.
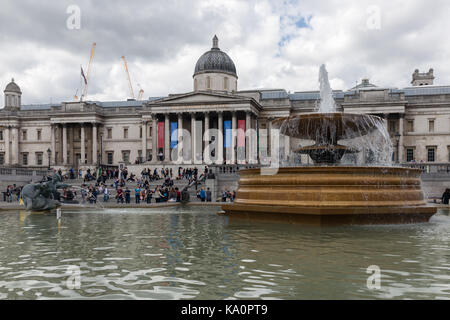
left=0, top=36, right=449, bottom=169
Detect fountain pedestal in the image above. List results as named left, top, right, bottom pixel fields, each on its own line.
left=221, top=166, right=436, bottom=225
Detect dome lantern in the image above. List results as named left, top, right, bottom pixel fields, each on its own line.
left=4, top=78, right=22, bottom=110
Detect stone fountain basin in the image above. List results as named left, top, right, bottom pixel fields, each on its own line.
left=220, top=166, right=437, bottom=225
left=272, top=112, right=383, bottom=141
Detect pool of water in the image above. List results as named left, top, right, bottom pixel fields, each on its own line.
left=0, top=206, right=449, bottom=300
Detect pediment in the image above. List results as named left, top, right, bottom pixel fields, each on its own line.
left=156, top=91, right=248, bottom=105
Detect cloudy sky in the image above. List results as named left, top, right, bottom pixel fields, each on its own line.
left=1, top=0, right=449, bottom=105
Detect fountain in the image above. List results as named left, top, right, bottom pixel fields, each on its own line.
left=20, top=173, right=71, bottom=211
left=221, top=65, right=437, bottom=225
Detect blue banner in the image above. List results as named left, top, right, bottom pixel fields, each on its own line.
left=224, top=120, right=231, bottom=148
left=170, top=122, right=178, bottom=148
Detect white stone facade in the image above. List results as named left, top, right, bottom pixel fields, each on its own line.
left=1, top=40, right=449, bottom=169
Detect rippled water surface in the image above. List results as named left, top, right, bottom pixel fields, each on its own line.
left=0, top=206, right=449, bottom=299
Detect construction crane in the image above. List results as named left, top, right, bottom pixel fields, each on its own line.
left=137, top=84, right=144, bottom=100
left=80, top=42, right=96, bottom=101
left=121, top=56, right=135, bottom=100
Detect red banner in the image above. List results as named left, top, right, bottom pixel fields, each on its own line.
left=238, top=119, right=245, bottom=147
left=158, top=122, right=164, bottom=149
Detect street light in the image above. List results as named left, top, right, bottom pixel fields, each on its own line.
left=47, top=148, right=51, bottom=170
left=394, top=133, right=401, bottom=163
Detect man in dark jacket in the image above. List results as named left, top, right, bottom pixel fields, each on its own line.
left=442, top=188, right=450, bottom=205
left=206, top=188, right=212, bottom=202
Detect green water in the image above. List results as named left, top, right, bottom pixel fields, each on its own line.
left=0, top=206, right=449, bottom=299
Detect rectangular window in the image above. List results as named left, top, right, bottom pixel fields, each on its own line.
left=427, top=147, right=436, bottom=162
left=122, top=151, right=130, bottom=163
left=107, top=128, right=112, bottom=139
left=0, top=153, right=4, bottom=165
left=37, top=129, right=42, bottom=141
left=140, top=127, right=142, bottom=138
left=107, top=152, right=113, bottom=165
left=148, top=126, right=152, bottom=137
left=448, top=146, right=450, bottom=162
left=123, top=128, right=128, bottom=139
left=406, top=148, right=415, bottom=162
left=22, top=130, right=27, bottom=141
left=0, top=130, right=3, bottom=140
left=36, top=152, right=43, bottom=166
left=389, top=120, right=396, bottom=133
left=406, top=120, right=414, bottom=132
left=22, top=153, right=28, bottom=165
left=224, top=77, right=228, bottom=90
left=429, top=120, right=435, bottom=133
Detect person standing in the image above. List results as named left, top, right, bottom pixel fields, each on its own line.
left=146, top=188, right=152, bottom=204
left=206, top=188, right=212, bottom=202
left=200, top=188, right=206, bottom=202
left=154, top=187, right=161, bottom=203
left=135, top=185, right=141, bottom=204
left=103, top=186, right=109, bottom=202
left=442, top=188, right=450, bottom=205
left=125, top=187, right=131, bottom=204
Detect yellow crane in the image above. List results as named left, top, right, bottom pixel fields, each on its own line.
left=80, top=42, right=96, bottom=101
left=137, top=84, right=144, bottom=100
left=121, top=56, right=135, bottom=100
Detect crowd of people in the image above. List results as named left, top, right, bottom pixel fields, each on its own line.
left=2, top=184, right=22, bottom=202
left=70, top=166, right=234, bottom=205
left=1, top=165, right=238, bottom=204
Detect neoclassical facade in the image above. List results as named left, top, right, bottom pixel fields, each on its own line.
left=1, top=36, right=450, bottom=169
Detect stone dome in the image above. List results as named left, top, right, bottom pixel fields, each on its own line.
left=4, top=78, right=21, bottom=94
left=193, top=35, right=237, bottom=78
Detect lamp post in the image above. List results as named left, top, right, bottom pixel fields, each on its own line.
left=100, top=132, right=103, bottom=166
left=394, top=133, right=401, bottom=163
left=47, top=148, right=51, bottom=170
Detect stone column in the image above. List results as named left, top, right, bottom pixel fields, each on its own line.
left=12, top=125, right=19, bottom=165
left=62, top=124, right=68, bottom=165
left=4, top=126, right=10, bottom=165
left=51, top=124, right=56, bottom=165
left=204, top=112, right=210, bottom=163
left=141, top=120, right=147, bottom=163
left=151, top=116, right=158, bottom=163
left=267, top=118, right=272, bottom=158
left=92, top=123, right=98, bottom=165
left=231, top=111, right=237, bottom=164
left=245, top=111, right=251, bottom=163
left=80, top=123, right=85, bottom=165
left=164, top=114, right=170, bottom=162
left=191, top=113, right=196, bottom=164
left=218, top=111, right=224, bottom=164
left=177, top=113, right=183, bottom=161
left=398, top=115, right=404, bottom=163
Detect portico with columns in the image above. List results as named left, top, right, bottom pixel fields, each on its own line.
left=144, top=91, right=262, bottom=165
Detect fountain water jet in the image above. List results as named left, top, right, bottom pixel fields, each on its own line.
left=221, top=65, right=437, bottom=225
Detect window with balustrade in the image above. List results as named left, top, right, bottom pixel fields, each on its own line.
left=406, top=148, right=415, bottom=162
left=427, top=147, right=436, bottom=162
left=36, top=152, right=43, bottom=166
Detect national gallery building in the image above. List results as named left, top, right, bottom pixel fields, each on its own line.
left=1, top=36, right=450, bottom=170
